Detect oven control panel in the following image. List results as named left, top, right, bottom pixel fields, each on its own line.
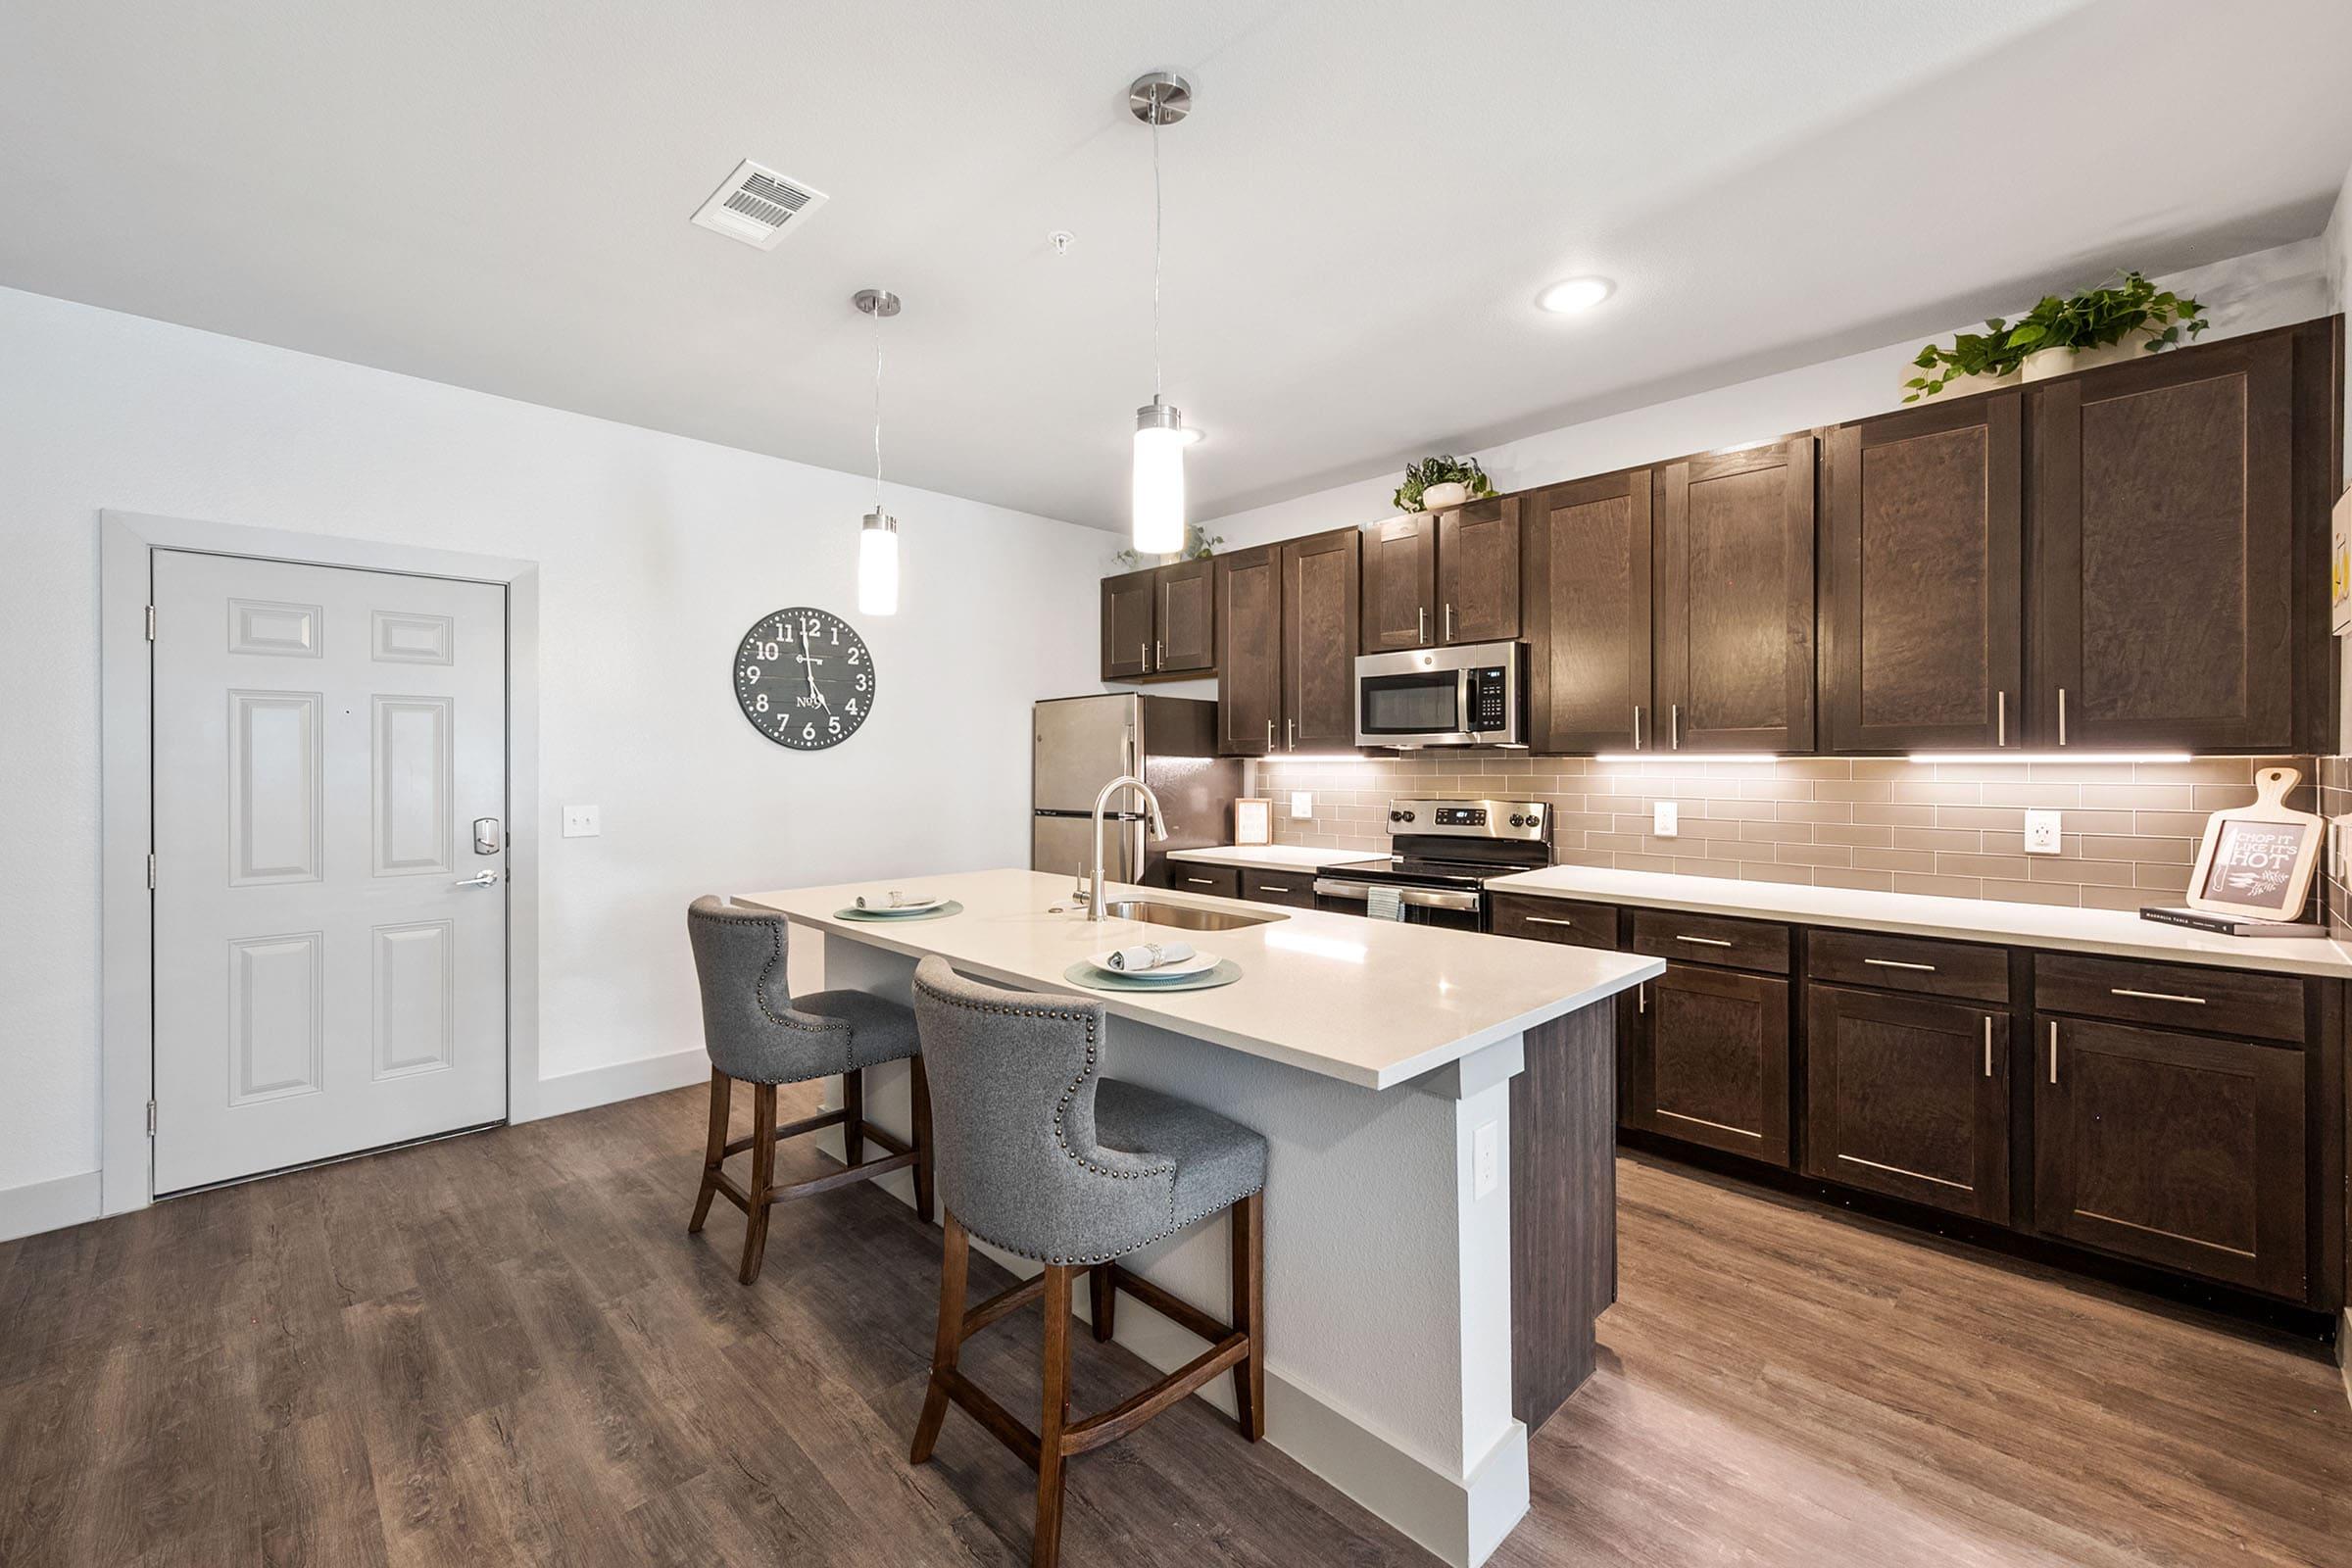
left=1387, top=798, right=1548, bottom=842
left=1434, top=806, right=1488, bottom=826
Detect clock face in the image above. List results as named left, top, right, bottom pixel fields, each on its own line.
left=733, top=608, right=876, bottom=751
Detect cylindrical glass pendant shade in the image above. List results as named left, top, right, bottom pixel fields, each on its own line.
left=858, top=511, right=899, bottom=616
left=1132, top=399, right=1186, bottom=556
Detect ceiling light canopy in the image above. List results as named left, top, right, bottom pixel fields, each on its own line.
left=1537, top=275, right=1614, bottom=315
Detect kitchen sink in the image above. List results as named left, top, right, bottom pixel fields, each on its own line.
left=1099, top=899, right=1287, bottom=933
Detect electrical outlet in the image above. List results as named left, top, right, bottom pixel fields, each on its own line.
left=1652, top=800, right=1679, bottom=838
left=1473, top=1120, right=1499, bottom=1200
left=1290, top=791, right=1312, bottom=819
left=2024, top=809, right=2061, bottom=855
left=562, top=804, right=601, bottom=838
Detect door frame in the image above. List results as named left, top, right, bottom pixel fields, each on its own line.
left=99, top=510, right=542, bottom=1216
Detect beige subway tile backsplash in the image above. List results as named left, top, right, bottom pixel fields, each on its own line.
left=1248, top=753, right=2310, bottom=910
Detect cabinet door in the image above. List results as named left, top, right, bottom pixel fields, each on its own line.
left=1655, top=436, right=1816, bottom=753
left=1101, top=568, right=1155, bottom=680
left=1154, top=558, right=1216, bottom=674
left=1805, top=985, right=2008, bottom=1221
left=1281, top=528, right=1361, bottom=751
left=1626, top=963, right=1789, bottom=1166
left=1824, top=396, right=2022, bottom=752
left=1525, top=470, right=1652, bottom=753
left=1361, top=514, right=1437, bottom=652
left=1166, top=863, right=1241, bottom=899
left=1436, top=497, right=1521, bottom=644
left=2034, top=1016, right=2306, bottom=1299
left=1241, top=870, right=1316, bottom=908
left=1215, top=545, right=1282, bottom=757
left=2031, top=334, right=2294, bottom=751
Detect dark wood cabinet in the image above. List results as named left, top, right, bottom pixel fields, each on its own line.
left=1490, top=892, right=1620, bottom=950
left=1655, top=436, right=1817, bottom=753
left=1214, top=545, right=1282, bottom=757
left=1625, top=963, right=1790, bottom=1166
left=1241, top=869, right=1315, bottom=908
left=1524, top=469, right=1652, bottom=753
left=1360, top=514, right=1437, bottom=653
left=1806, top=985, right=2009, bottom=1221
left=1437, top=498, right=1521, bottom=645
left=1166, top=863, right=1241, bottom=899
left=1823, top=394, right=2023, bottom=752
left=2030, top=332, right=2297, bottom=752
left=2034, top=1016, right=2307, bottom=1299
left=1280, top=528, right=1361, bottom=751
left=1100, top=567, right=1155, bottom=680
left=1154, top=558, right=1215, bottom=673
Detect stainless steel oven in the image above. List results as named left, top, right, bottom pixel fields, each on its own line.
left=1353, top=640, right=1524, bottom=749
left=1312, top=798, right=1552, bottom=930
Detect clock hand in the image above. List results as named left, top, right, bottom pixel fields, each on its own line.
left=797, top=652, right=832, bottom=710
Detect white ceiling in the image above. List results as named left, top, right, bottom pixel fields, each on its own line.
left=5, top=1, right=2351, bottom=530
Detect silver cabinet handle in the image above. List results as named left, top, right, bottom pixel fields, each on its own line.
left=1638, top=982, right=1646, bottom=1013
left=1155, top=638, right=1163, bottom=670
left=1527, top=915, right=1584, bottom=928
left=2112, top=987, right=2205, bottom=1005
left=454, top=869, right=500, bottom=889
left=2057, top=687, right=2068, bottom=746
left=1265, top=717, right=1274, bottom=751
left=1670, top=703, right=1681, bottom=750
left=1183, top=877, right=1218, bottom=887
left=1287, top=717, right=1296, bottom=751
left=1141, top=641, right=1151, bottom=672
left=1675, top=934, right=1733, bottom=948
left=1996, top=690, right=2007, bottom=747
left=1257, top=884, right=1291, bottom=894
left=1445, top=603, right=1455, bottom=642
left=1417, top=606, right=1428, bottom=644
left=1983, top=1016, right=1993, bottom=1078
left=1864, top=957, right=1936, bottom=972
left=1633, top=706, right=1642, bottom=749
left=2049, top=1019, right=2059, bottom=1084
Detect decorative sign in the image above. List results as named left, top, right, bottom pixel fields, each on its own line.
left=733, top=608, right=875, bottom=751
left=1234, top=798, right=1272, bottom=846
left=2186, top=765, right=2322, bottom=921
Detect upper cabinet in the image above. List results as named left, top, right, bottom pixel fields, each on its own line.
left=2029, top=330, right=2305, bottom=753
left=1822, top=394, right=2023, bottom=752
left=1214, top=544, right=1283, bottom=756
left=1654, top=437, right=1817, bottom=754
left=1099, top=558, right=1215, bottom=681
left=1281, top=528, right=1362, bottom=751
left=1525, top=467, right=1652, bottom=754
left=1360, top=499, right=1521, bottom=653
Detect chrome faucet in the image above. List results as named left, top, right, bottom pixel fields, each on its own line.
left=1087, top=773, right=1169, bottom=923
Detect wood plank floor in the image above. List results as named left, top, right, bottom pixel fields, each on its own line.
left=1, top=1084, right=2345, bottom=1567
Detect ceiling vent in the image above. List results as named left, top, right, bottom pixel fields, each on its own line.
left=690, top=159, right=829, bottom=250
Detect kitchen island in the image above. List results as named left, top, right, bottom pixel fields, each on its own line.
left=735, top=867, right=1659, bottom=1568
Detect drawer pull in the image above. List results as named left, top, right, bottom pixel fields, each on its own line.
left=1527, top=915, right=1582, bottom=928
left=1184, top=878, right=1218, bottom=887
left=1864, top=957, right=1936, bottom=972
left=1257, top=884, right=1291, bottom=894
left=1982, top=1016, right=1992, bottom=1078
left=2111, top=987, right=2205, bottom=1005
left=1675, top=935, right=1733, bottom=948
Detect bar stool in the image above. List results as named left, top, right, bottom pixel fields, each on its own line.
left=905, top=956, right=1265, bottom=1568
left=684, top=896, right=933, bottom=1285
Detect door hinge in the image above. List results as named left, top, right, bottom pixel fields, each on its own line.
left=146, top=1101, right=157, bottom=1137
left=147, top=853, right=157, bottom=890
left=145, top=604, right=157, bottom=641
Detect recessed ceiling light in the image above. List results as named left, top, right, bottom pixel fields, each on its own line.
left=1537, top=275, right=1613, bottom=314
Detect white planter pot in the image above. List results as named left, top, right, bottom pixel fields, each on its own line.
left=1418, top=481, right=1470, bottom=511
left=2020, top=330, right=2158, bottom=384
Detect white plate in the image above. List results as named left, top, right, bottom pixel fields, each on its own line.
left=856, top=895, right=944, bottom=913
left=1086, top=947, right=1219, bottom=980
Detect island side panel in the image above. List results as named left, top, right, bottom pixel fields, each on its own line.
left=1508, top=999, right=1617, bottom=1432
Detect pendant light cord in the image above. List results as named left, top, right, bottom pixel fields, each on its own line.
left=871, top=300, right=885, bottom=510
left=1151, top=101, right=1162, bottom=401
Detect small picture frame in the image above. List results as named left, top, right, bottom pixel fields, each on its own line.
left=1234, top=797, right=1272, bottom=847
left=2185, top=766, right=2323, bottom=922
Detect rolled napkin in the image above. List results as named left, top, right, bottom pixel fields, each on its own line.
left=1105, top=940, right=1196, bottom=972
left=856, top=889, right=923, bottom=909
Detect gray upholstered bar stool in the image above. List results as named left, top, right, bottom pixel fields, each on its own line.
left=905, top=956, right=1265, bottom=1568
left=684, top=896, right=933, bottom=1285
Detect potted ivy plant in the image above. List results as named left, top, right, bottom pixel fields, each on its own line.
left=1903, top=271, right=2207, bottom=403
left=1394, top=455, right=1495, bottom=514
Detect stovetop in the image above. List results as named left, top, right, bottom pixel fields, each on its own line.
left=1327, top=798, right=1553, bottom=889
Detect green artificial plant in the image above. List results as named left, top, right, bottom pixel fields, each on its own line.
left=1392, top=455, right=1496, bottom=513
left=1904, top=270, right=2207, bottom=402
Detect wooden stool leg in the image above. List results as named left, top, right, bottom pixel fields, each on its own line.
left=908, top=1213, right=970, bottom=1464
left=909, top=1055, right=936, bottom=1224
left=739, top=1082, right=778, bottom=1285
left=1231, top=1192, right=1265, bottom=1441
left=689, top=1069, right=730, bottom=1234
left=1033, top=1262, right=1075, bottom=1568
left=1088, top=1262, right=1115, bottom=1343
left=843, top=1067, right=865, bottom=1167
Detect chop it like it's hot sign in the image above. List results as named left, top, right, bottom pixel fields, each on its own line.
left=2186, top=766, right=2321, bottom=921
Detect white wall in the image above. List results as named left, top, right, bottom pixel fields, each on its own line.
left=1204, top=239, right=2336, bottom=553
left=0, top=284, right=1105, bottom=1204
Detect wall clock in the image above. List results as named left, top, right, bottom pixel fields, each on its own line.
left=733, top=608, right=876, bottom=750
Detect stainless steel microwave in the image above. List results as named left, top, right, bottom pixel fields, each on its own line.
left=1354, top=640, right=1525, bottom=748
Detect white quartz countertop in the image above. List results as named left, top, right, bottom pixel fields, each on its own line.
left=1165, top=845, right=1370, bottom=872
left=737, top=868, right=1661, bottom=1090
left=1485, top=865, right=2352, bottom=980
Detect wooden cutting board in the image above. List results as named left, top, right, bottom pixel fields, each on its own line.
left=2184, top=765, right=2323, bottom=921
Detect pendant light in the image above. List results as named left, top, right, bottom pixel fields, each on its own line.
left=853, top=287, right=901, bottom=616
left=1129, top=71, right=1193, bottom=557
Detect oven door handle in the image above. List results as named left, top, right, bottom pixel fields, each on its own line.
left=1310, top=879, right=1480, bottom=913
left=1313, top=879, right=1374, bottom=902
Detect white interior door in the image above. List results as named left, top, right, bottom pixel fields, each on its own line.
left=151, top=550, right=509, bottom=1194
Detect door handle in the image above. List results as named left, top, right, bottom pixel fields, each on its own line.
left=455, top=869, right=500, bottom=889
left=1287, top=717, right=1296, bottom=751
left=1142, top=641, right=1151, bottom=673
left=1633, top=706, right=1642, bottom=750
left=1670, top=703, right=1680, bottom=750
left=473, top=816, right=502, bottom=856
left=2048, top=1019, right=2059, bottom=1084
left=1983, top=1015, right=1993, bottom=1078
left=1265, top=717, right=1274, bottom=752
left=1996, top=691, right=2007, bottom=748
left=1156, top=639, right=1164, bottom=670
left=2057, top=687, right=2068, bottom=746
left=1417, top=606, right=1428, bottom=645
left=1445, top=603, right=1454, bottom=643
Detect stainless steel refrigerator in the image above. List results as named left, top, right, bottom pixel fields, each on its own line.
left=1032, top=694, right=1239, bottom=890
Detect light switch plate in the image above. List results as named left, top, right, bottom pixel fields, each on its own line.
left=563, top=804, right=601, bottom=838
left=1473, top=1120, right=1499, bottom=1200
left=1290, top=791, right=1312, bottom=819
left=1653, top=800, right=1679, bottom=838
left=2024, top=809, right=2061, bottom=855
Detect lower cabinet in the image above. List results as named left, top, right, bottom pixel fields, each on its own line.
left=1625, top=963, right=1789, bottom=1167
left=1240, top=869, right=1316, bottom=908
left=2033, top=1016, right=2307, bottom=1299
left=1165, top=863, right=1240, bottom=900
left=1805, top=985, right=2008, bottom=1222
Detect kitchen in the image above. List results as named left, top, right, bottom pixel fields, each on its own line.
left=5, top=5, right=2352, bottom=1568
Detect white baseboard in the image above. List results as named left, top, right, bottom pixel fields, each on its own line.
left=0, top=1169, right=104, bottom=1244
left=522, top=1047, right=710, bottom=1122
